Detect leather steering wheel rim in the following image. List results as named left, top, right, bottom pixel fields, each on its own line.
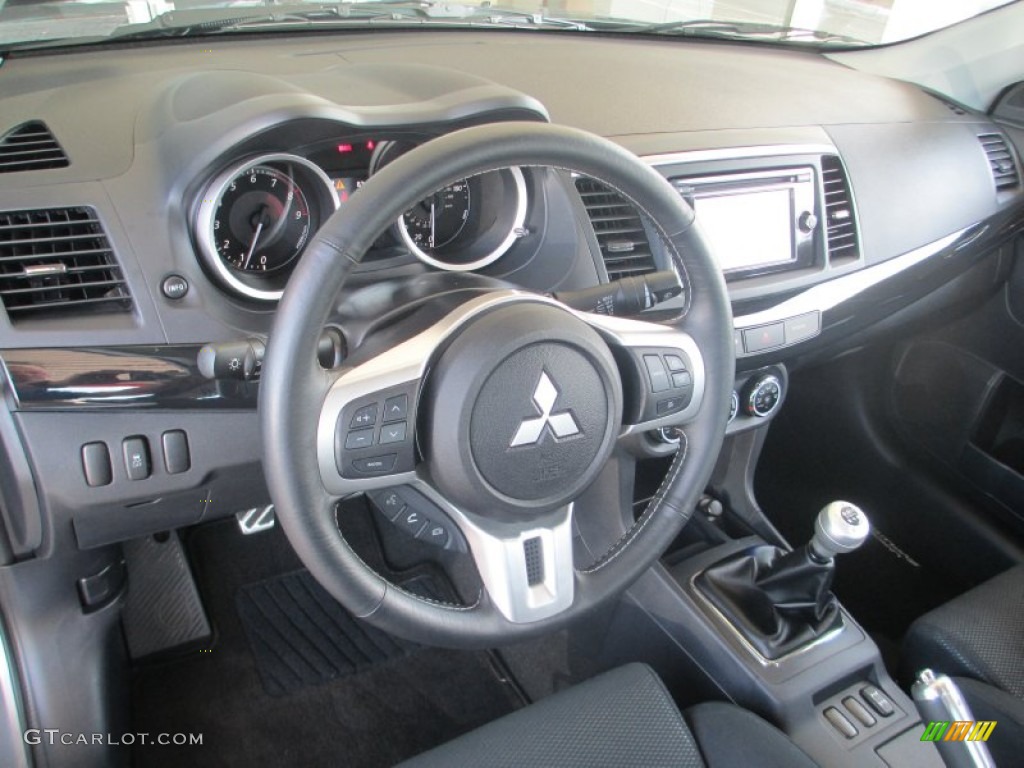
left=260, top=121, right=734, bottom=648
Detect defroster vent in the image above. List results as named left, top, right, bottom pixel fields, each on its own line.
left=0, top=122, right=69, bottom=173
left=574, top=176, right=657, bottom=281
left=821, top=156, right=859, bottom=264
left=978, top=133, right=1020, bottom=192
left=0, top=207, right=132, bottom=321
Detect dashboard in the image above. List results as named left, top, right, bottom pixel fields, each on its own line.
left=0, top=30, right=1022, bottom=555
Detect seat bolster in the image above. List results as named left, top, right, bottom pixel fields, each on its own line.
left=902, top=565, right=1024, bottom=697
left=396, top=663, right=704, bottom=768
left=684, top=701, right=818, bottom=768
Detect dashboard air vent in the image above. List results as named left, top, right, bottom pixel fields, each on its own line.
left=574, top=176, right=657, bottom=280
left=977, top=133, right=1020, bottom=192
left=820, top=156, right=859, bottom=264
left=0, top=122, right=69, bottom=173
left=0, top=207, right=132, bottom=321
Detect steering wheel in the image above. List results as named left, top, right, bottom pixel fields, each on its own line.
left=260, top=122, right=734, bottom=648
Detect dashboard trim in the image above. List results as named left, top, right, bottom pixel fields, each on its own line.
left=732, top=227, right=967, bottom=331
left=643, top=144, right=839, bottom=167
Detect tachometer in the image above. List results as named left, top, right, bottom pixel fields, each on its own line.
left=194, top=153, right=338, bottom=301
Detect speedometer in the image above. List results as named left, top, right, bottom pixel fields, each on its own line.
left=401, top=181, right=472, bottom=251
left=194, top=153, right=338, bottom=301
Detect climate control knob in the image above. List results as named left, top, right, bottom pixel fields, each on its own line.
left=743, top=374, right=783, bottom=418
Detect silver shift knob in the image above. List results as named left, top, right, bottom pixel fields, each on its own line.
left=810, top=501, right=870, bottom=561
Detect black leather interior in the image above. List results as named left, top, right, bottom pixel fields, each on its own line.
left=696, top=544, right=842, bottom=660
left=398, top=663, right=817, bottom=768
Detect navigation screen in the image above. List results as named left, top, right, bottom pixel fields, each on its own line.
left=693, top=188, right=794, bottom=273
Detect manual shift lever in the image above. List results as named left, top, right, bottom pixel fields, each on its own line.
left=809, top=501, right=871, bottom=563
left=696, top=501, right=870, bottom=660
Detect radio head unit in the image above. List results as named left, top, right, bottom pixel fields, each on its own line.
left=672, top=167, right=819, bottom=279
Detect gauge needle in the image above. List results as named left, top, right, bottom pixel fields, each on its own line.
left=429, top=201, right=436, bottom=249
left=243, top=219, right=265, bottom=271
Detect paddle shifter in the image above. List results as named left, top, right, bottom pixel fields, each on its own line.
left=696, top=502, right=870, bottom=660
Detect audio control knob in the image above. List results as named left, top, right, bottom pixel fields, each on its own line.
left=743, top=374, right=783, bottom=418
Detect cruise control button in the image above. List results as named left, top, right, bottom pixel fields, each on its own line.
left=665, top=354, right=687, bottom=372
left=350, top=404, right=377, bottom=428
left=379, top=422, right=407, bottom=445
left=352, top=454, right=397, bottom=474
left=398, top=508, right=427, bottom=537
left=643, top=355, right=670, bottom=393
left=383, top=395, right=408, bottom=422
left=345, top=429, right=375, bottom=450
left=419, top=519, right=452, bottom=548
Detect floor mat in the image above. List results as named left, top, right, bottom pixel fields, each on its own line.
left=131, top=510, right=524, bottom=768
left=237, top=569, right=415, bottom=697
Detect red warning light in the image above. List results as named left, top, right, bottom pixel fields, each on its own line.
left=337, top=143, right=353, bottom=154
left=366, top=140, right=376, bottom=150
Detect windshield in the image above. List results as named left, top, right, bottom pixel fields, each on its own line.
left=0, top=0, right=1017, bottom=50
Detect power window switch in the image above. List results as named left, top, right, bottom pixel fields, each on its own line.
left=122, top=437, right=151, bottom=481
left=81, top=442, right=112, bottom=487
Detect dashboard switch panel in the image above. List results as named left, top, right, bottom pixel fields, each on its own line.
left=161, top=430, right=191, bottom=474
left=122, top=437, right=151, bottom=481
left=81, top=442, right=113, bottom=487
left=742, top=323, right=785, bottom=354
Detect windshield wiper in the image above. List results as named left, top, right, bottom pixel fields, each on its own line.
left=609, top=18, right=868, bottom=46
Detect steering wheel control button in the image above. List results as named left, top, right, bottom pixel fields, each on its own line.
left=350, top=404, right=377, bottom=428
left=345, top=429, right=375, bottom=450
left=860, top=686, right=895, bottom=717
left=379, top=422, right=407, bottom=445
left=122, top=437, right=151, bottom=481
left=824, top=707, right=858, bottom=739
left=671, top=371, right=692, bottom=389
left=643, top=354, right=671, bottom=393
left=742, top=323, right=785, bottom=354
left=81, top=442, right=113, bottom=487
left=161, top=430, right=191, bottom=474
left=369, top=489, right=406, bottom=521
left=161, top=274, right=189, bottom=300
left=664, top=355, right=687, bottom=372
left=383, top=395, right=408, bottom=422
left=419, top=520, right=452, bottom=548
left=398, top=508, right=428, bottom=537
left=352, top=454, right=397, bottom=474
left=656, top=395, right=689, bottom=416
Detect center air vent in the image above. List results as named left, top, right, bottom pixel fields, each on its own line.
left=574, top=176, right=656, bottom=281
left=0, top=122, right=69, bottom=173
left=977, top=133, right=1020, bottom=192
left=820, top=156, right=860, bottom=264
left=0, top=207, right=132, bottom=321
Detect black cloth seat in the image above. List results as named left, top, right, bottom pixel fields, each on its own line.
left=398, top=663, right=817, bottom=768
left=903, top=564, right=1024, bottom=766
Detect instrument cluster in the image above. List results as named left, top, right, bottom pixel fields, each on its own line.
left=192, top=137, right=528, bottom=302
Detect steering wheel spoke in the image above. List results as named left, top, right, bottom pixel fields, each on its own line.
left=414, top=482, right=576, bottom=623
left=578, top=311, right=706, bottom=436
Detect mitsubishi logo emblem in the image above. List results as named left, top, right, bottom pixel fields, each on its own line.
left=509, top=371, right=581, bottom=447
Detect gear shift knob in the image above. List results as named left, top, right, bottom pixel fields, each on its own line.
left=810, top=501, right=870, bottom=562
